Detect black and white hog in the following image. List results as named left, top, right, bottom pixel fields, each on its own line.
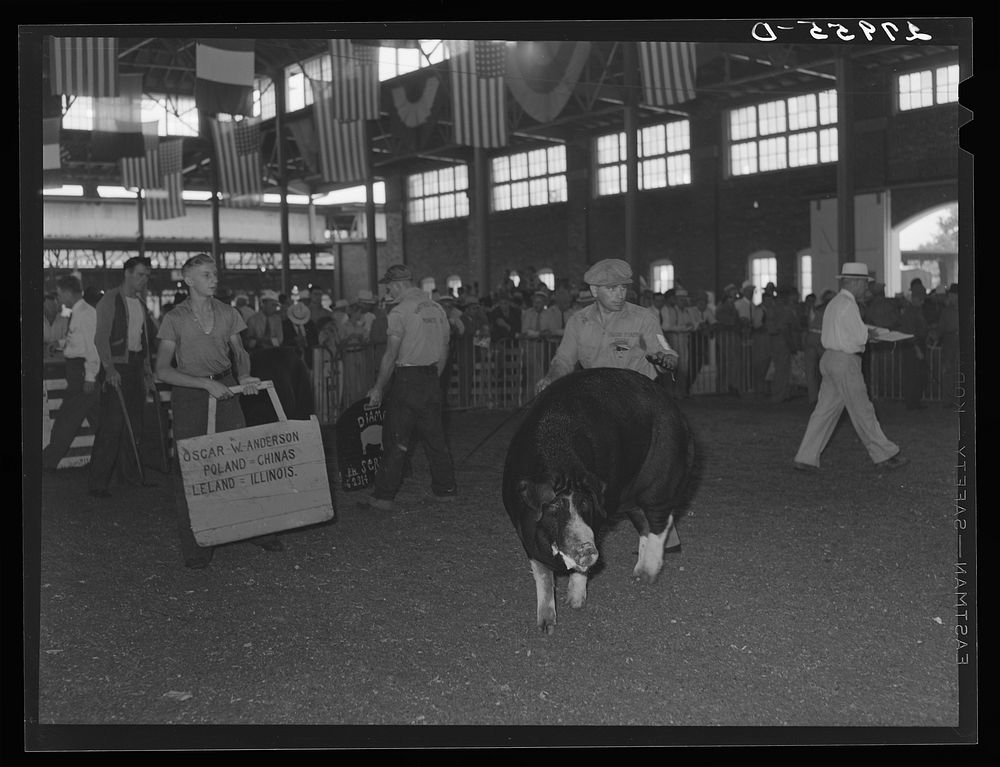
left=502, top=367, right=695, bottom=634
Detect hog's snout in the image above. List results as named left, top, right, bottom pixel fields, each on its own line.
left=572, top=542, right=599, bottom=571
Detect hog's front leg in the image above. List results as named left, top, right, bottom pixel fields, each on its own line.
left=530, top=558, right=557, bottom=634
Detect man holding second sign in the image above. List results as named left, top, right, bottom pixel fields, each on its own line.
left=156, top=254, right=285, bottom=569
left=364, top=265, right=458, bottom=512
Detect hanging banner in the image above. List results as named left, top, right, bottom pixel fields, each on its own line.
left=505, top=41, right=591, bottom=124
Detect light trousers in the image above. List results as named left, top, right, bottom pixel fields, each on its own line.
left=794, top=350, right=899, bottom=467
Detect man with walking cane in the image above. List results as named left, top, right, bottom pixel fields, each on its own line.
left=88, top=256, right=158, bottom=498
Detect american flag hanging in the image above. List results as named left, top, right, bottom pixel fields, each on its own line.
left=146, top=138, right=186, bottom=220
left=448, top=40, right=508, bottom=149
left=637, top=42, right=697, bottom=107
left=120, top=122, right=161, bottom=189
left=311, top=80, right=368, bottom=184
left=209, top=117, right=263, bottom=207
left=328, top=40, right=381, bottom=121
left=48, top=36, right=119, bottom=97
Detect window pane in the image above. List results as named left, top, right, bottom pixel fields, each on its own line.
left=440, top=192, right=455, bottom=219
left=667, top=153, right=691, bottom=186
left=758, top=137, right=787, bottom=171
left=424, top=170, right=439, bottom=196
left=528, top=149, right=547, bottom=177
left=456, top=191, right=470, bottom=216
left=493, top=184, right=511, bottom=211
left=818, top=89, right=837, bottom=124
left=597, top=165, right=621, bottom=196
left=510, top=180, right=530, bottom=209
left=597, top=134, right=619, bottom=165
left=665, top=120, right=690, bottom=153
left=529, top=178, right=548, bottom=206
left=455, top=164, right=469, bottom=189
left=800, top=255, right=813, bottom=297
left=424, top=196, right=440, bottom=221
left=787, top=94, right=817, bottom=131
left=789, top=132, right=818, bottom=167
left=408, top=174, right=423, bottom=198
left=510, top=153, right=528, bottom=180
left=492, top=156, right=510, bottom=183
left=758, top=100, right=787, bottom=135
left=819, top=127, right=838, bottom=163
left=398, top=48, right=420, bottom=75
left=731, top=141, right=757, bottom=176
left=547, top=145, right=566, bottom=173
left=438, top=166, right=454, bottom=192
left=640, top=124, right=665, bottom=158
left=730, top=106, right=757, bottom=140
left=548, top=174, right=567, bottom=203
left=937, top=64, right=959, bottom=103
left=640, top=157, right=666, bottom=190
left=63, top=95, right=94, bottom=130
left=287, top=71, right=305, bottom=112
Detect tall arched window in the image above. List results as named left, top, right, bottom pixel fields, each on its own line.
left=748, top=251, right=777, bottom=305
left=798, top=251, right=813, bottom=297
left=649, top=260, right=674, bottom=293
left=537, top=268, right=555, bottom=291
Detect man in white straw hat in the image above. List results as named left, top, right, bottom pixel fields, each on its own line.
left=793, top=262, right=909, bottom=472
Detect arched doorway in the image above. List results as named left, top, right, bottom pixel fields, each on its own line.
left=890, top=202, right=958, bottom=296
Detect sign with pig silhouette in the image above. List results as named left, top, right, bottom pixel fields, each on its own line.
left=335, top=397, right=385, bottom=491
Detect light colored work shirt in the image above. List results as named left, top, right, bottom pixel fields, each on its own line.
left=547, top=301, right=673, bottom=381
left=388, top=286, right=450, bottom=366
left=821, top=289, right=869, bottom=354
left=62, top=298, right=101, bottom=382
left=157, top=299, right=246, bottom=378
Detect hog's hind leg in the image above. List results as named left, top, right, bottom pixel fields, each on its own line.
left=530, top=559, right=557, bottom=634
left=633, top=513, right=675, bottom=584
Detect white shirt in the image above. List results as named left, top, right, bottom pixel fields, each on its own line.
left=62, top=298, right=101, bottom=382
left=821, top=289, right=869, bottom=354
left=125, top=296, right=145, bottom=352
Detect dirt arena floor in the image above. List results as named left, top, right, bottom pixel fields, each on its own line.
left=25, top=392, right=974, bottom=748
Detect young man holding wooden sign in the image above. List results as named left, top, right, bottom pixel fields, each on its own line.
left=155, top=254, right=285, bottom=569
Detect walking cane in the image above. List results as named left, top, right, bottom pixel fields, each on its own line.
left=151, top=382, right=170, bottom=473
left=114, top=383, right=146, bottom=485
left=143, top=319, right=170, bottom=472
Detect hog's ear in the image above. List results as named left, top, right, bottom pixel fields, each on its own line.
left=583, top=472, right=608, bottom=518
left=518, top=478, right=555, bottom=521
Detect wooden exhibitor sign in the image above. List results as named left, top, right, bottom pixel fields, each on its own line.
left=335, top=397, right=384, bottom=491
left=178, top=382, right=334, bottom=546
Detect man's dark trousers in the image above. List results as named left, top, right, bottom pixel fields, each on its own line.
left=373, top=366, right=457, bottom=500
left=43, top=357, right=101, bottom=470
left=88, top=357, right=145, bottom=491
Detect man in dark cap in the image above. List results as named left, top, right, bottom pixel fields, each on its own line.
left=536, top=259, right=678, bottom=395
left=363, top=265, right=457, bottom=512
left=534, top=257, right=682, bottom=551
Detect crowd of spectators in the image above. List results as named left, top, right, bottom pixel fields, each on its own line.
left=42, top=268, right=962, bottom=432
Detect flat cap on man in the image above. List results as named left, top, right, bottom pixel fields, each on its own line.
left=378, top=264, right=413, bottom=284
left=583, top=258, right=633, bottom=287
